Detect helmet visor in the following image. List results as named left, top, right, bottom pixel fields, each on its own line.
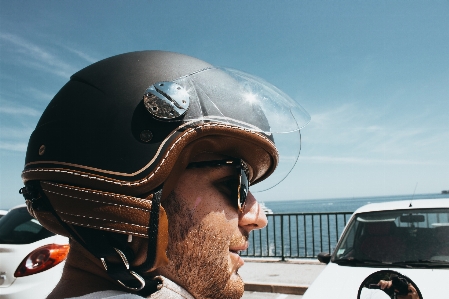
left=174, top=67, right=310, bottom=134
left=168, top=67, right=310, bottom=191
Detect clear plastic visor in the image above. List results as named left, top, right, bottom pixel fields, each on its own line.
left=171, top=67, right=311, bottom=191
left=173, top=67, right=310, bottom=134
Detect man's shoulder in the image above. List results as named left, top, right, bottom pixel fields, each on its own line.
left=66, top=290, right=145, bottom=299
left=64, top=277, right=194, bottom=299
left=149, top=276, right=195, bottom=299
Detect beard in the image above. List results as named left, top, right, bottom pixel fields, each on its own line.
left=160, top=191, right=246, bottom=299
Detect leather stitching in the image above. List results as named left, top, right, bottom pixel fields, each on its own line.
left=23, top=123, right=276, bottom=187
left=42, top=183, right=151, bottom=213
left=59, top=218, right=148, bottom=237
left=56, top=210, right=149, bottom=230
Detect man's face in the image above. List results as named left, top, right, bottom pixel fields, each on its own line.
left=158, top=159, right=268, bottom=299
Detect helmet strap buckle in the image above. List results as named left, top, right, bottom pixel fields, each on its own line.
left=19, top=182, right=48, bottom=211
left=101, top=248, right=145, bottom=291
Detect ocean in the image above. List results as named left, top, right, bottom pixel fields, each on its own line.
left=263, top=193, right=449, bottom=214
left=241, top=193, right=449, bottom=258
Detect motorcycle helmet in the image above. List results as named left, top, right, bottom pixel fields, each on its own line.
left=20, top=50, right=310, bottom=290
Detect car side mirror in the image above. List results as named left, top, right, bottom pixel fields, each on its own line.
left=317, top=252, right=331, bottom=264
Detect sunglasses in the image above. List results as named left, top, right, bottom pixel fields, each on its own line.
left=186, top=159, right=249, bottom=212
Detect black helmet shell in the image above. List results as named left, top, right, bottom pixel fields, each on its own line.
left=25, top=51, right=213, bottom=181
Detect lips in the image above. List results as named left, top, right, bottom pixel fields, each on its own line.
left=229, top=242, right=248, bottom=254
left=229, top=242, right=248, bottom=268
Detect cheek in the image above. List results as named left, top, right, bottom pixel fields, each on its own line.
left=202, top=210, right=236, bottom=229
left=190, top=196, right=202, bottom=214
left=189, top=188, right=235, bottom=218
left=198, top=211, right=240, bottom=246
left=173, top=172, right=239, bottom=225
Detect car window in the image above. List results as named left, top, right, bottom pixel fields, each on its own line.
left=0, top=207, right=54, bottom=244
left=334, top=208, right=449, bottom=263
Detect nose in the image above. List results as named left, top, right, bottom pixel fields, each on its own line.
left=238, top=192, right=268, bottom=231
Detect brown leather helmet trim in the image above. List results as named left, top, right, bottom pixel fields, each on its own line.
left=22, top=122, right=278, bottom=197
left=27, top=182, right=168, bottom=271
left=28, top=182, right=170, bottom=270
left=40, top=181, right=154, bottom=237
left=28, top=181, right=168, bottom=236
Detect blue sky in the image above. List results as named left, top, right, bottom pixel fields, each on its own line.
left=1, top=1, right=448, bottom=208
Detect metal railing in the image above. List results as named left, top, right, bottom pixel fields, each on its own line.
left=240, top=212, right=353, bottom=260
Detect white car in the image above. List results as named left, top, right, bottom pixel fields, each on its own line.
left=303, top=198, right=449, bottom=299
left=0, top=204, right=69, bottom=299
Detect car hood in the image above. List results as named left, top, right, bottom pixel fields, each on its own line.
left=303, top=262, right=449, bottom=298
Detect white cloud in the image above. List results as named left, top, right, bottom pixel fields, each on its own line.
left=61, top=45, right=98, bottom=64
left=0, top=142, right=27, bottom=152
left=23, top=87, right=54, bottom=103
left=0, top=33, right=89, bottom=79
left=301, top=155, right=438, bottom=166
left=304, top=103, right=449, bottom=160
left=0, top=105, right=40, bottom=117
left=0, top=126, right=33, bottom=152
left=308, top=103, right=356, bottom=129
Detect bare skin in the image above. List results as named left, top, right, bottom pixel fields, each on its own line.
left=47, top=160, right=267, bottom=299
left=156, top=165, right=268, bottom=299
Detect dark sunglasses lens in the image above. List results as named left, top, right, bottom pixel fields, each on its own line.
left=239, top=168, right=249, bottom=210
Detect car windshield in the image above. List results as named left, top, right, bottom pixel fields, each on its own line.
left=333, top=208, right=449, bottom=266
left=0, top=207, right=54, bottom=244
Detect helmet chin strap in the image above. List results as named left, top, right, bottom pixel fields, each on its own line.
left=133, top=188, right=163, bottom=273
left=20, top=182, right=164, bottom=292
